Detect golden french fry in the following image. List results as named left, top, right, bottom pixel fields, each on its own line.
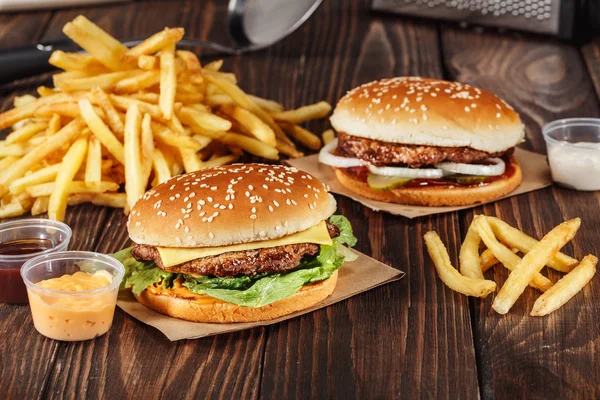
left=167, top=112, right=185, bottom=134
left=79, top=98, right=125, bottom=164
left=424, top=231, right=496, bottom=297
left=55, top=70, right=140, bottom=92
left=35, top=102, right=105, bottom=120
left=531, top=255, right=597, bottom=316
left=0, top=157, right=19, bottom=180
left=224, top=105, right=276, bottom=146
left=13, top=94, right=37, bottom=107
left=0, top=119, right=85, bottom=197
left=53, top=71, right=95, bottom=87
left=31, top=196, right=49, bottom=216
left=492, top=218, right=581, bottom=314
left=140, top=114, right=154, bottom=185
left=480, top=247, right=519, bottom=272
left=9, top=164, right=61, bottom=195
left=0, top=102, right=39, bottom=130
left=124, top=104, right=144, bottom=211
left=114, top=71, right=160, bottom=93
left=174, top=91, right=204, bottom=104
left=271, top=101, right=332, bottom=124
left=248, top=95, right=284, bottom=113
left=85, top=136, right=102, bottom=186
left=27, top=181, right=119, bottom=197
left=138, top=55, right=158, bottom=70
left=152, top=122, right=204, bottom=150
left=218, top=132, right=278, bottom=160
left=63, top=17, right=127, bottom=71
left=203, top=59, right=223, bottom=72
left=125, top=27, right=184, bottom=58
left=280, top=123, right=321, bottom=150
left=202, top=154, right=239, bottom=169
left=48, top=136, right=88, bottom=221
left=276, top=139, right=304, bottom=158
left=49, top=50, right=107, bottom=72
left=109, top=94, right=164, bottom=120
left=205, top=94, right=233, bottom=107
left=459, top=221, right=484, bottom=280
left=178, top=106, right=232, bottom=132
left=202, top=70, right=237, bottom=84
left=474, top=216, right=553, bottom=293
left=176, top=50, right=202, bottom=73
left=68, top=192, right=127, bottom=209
left=179, top=148, right=204, bottom=172
left=152, top=148, right=171, bottom=185
left=0, top=199, right=26, bottom=218
left=486, top=216, right=579, bottom=273
left=90, top=88, right=124, bottom=138
left=159, top=43, right=176, bottom=119
left=47, top=114, right=62, bottom=135
left=129, top=92, right=160, bottom=104
left=0, top=142, right=28, bottom=157
left=322, top=129, right=335, bottom=145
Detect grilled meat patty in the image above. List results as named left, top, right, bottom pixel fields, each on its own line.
left=132, top=221, right=340, bottom=277
left=337, top=132, right=507, bottom=167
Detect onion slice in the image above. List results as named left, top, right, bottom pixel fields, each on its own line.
left=368, top=164, right=444, bottom=178
left=436, top=158, right=505, bottom=176
left=318, top=139, right=365, bottom=168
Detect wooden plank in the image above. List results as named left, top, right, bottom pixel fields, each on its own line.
left=442, top=26, right=600, bottom=399
left=0, top=12, right=51, bottom=50
left=258, top=1, right=480, bottom=398
left=582, top=38, right=600, bottom=100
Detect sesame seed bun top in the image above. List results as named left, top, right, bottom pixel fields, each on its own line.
left=330, top=77, right=525, bottom=153
left=127, top=164, right=337, bottom=248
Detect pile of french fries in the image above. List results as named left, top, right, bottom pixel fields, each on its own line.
left=0, top=16, right=333, bottom=221
left=424, top=216, right=597, bottom=316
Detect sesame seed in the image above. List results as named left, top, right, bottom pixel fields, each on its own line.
left=250, top=214, right=257, bottom=219
left=209, top=232, right=215, bottom=239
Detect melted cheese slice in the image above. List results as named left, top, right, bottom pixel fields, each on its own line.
left=157, top=221, right=333, bottom=268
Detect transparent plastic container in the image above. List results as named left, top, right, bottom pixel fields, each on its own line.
left=0, top=219, right=72, bottom=304
left=21, top=251, right=124, bottom=341
left=542, top=118, right=600, bottom=191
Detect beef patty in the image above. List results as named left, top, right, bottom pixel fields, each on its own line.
left=132, top=221, right=340, bottom=277
left=337, top=132, right=507, bottom=167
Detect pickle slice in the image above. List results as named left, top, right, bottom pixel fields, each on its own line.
left=367, top=174, right=413, bottom=190
left=450, top=175, right=488, bottom=185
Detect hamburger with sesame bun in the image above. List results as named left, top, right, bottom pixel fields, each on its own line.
left=112, top=164, right=357, bottom=323
left=319, top=77, right=524, bottom=206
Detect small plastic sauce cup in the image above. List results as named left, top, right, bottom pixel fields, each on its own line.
left=21, top=251, right=124, bottom=341
left=542, top=118, right=600, bottom=191
left=0, top=219, right=72, bottom=304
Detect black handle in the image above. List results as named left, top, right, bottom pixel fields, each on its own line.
left=0, top=41, right=75, bottom=85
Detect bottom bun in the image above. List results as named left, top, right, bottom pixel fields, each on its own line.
left=333, top=156, right=522, bottom=207
left=135, top=270, right=338, bottom=323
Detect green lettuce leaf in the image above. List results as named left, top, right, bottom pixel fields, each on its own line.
left=112, top=215, right=357, bottom=306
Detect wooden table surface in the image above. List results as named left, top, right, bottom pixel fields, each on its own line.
left=1, top=1, right=600, bottom=398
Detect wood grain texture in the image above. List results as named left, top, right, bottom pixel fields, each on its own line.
left=442, top=26, right=600, bottom=400
left=0, top=11, right=52, bottom=50
left=582, top=38, right=600, bottom=101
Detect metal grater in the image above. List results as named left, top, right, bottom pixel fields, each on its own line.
left=371, top=0, right=576, bottom=37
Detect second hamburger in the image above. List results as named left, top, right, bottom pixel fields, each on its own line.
left=320, top=77, right=524, bottom=206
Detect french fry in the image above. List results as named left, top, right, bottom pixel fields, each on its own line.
left=276, top=139, right=304, bottom=158
left=53, top=71, right=95, bottom=87
left=248, top=95, right=284, bottom=113
left=9, top=164, right=61, bottom=195
left=531, top=255, right=597, bottom=316
left=90, top=88, right=124, bottom=138
left=138, top=55, right=158, bottom=70
left=0, top=199, right=26, bottom=218
left=55, top=70, right=140, bottom=92
left=474, top=216, right=553, bottom=292
left=109, top=94, right=164, bottom=120
left=27, top=181, right=119, bottom=197
left=152, top=122, right=204, bottom=150
left=271, top=101, right=332, bottom=124
left=47, top=114, right=62, bottom=135
left=159, top=43, right=176, bottom=119
left=492, top=218, right=581, bottom=314
left=459, top=222, right=484, bottom=280
left=176, top=50, right=202, bottom=73
left=218, top=133, right=278, bottom=160
left=486, top=216, right=579, bottom=273
left=280, top=123, right=321, bottom=150
left=114, top=71, right=160, bottom=94
left=202, top=154, right=239, bottom=168
left=63, top=16, right=127, bottom=71
left=152, top=148, right=171, bottom=185
left=13, top=94, right=37, bottom=107
left=0, top=143, right=28, bottom=157
left=140, top=114, right=154, bottom=186
left=128, top=92, right=160, bottom=104
left=480, top=247, right=519, bottom=273
left=48, top=136, right=88, bottom=221
left=180, top=148, right=204, bottom=172
left=79, top=98, right=125, bottom=164
left=0, top=157, right=19, bottom=180
left=49, top=50, right=107, bottom=72
left=167, top=112, right=185, bottom=134
left=31, top=196, right=49, bottom=216
left=322, top=129, right=335, bottom=145
left=124, top=104, right=144, bottom=211
left=424, top=231, right=496, bottom=297
left=68, top=193, right=127, bottom=208
left=0, top=102, right=38, bottom=130
left=36, top=102, right=105, bottom=120
left=125, top=27, right=185, bottom=58
left=174, top=91, right=204, bottom=104
left=37, top=87, right=57, bottom=97
left=205, top=94, right=234, bottom=107
left=223, top=105, right=276, bottom=146
left=85, top=136, right=102, bottom=186
left=0, top=119, right=85, bottom=197
left=178, top=106, right=232, bottom=132
left=203, top=59, right=223, bottom=72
